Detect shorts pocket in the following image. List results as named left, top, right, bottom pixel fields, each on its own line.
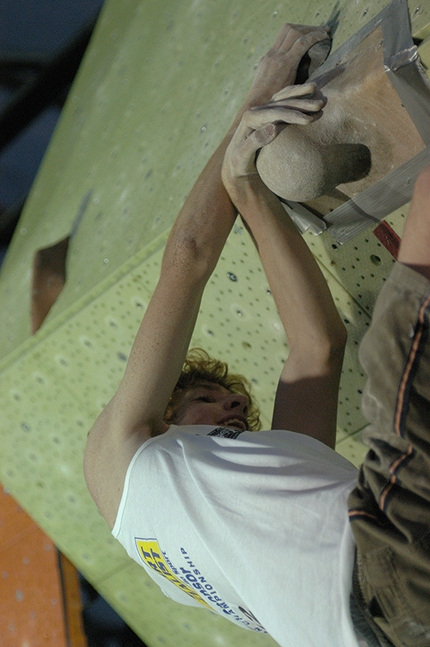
left=361, top=544, right=430, bottom=647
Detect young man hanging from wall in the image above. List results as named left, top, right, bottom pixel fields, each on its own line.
left=84, top=22, right=430, bottom=647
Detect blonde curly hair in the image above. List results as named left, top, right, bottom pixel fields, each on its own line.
left=164, top=348, right=261, bottom=430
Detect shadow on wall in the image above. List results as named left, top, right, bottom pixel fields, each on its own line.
left=31, top=236, right=70, bottom=333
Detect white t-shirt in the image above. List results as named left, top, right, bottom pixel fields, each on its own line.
left=113, top=424, right=363, bottom=647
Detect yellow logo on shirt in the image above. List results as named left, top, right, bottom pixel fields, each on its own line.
left=135, top=538, right=211, bottom=609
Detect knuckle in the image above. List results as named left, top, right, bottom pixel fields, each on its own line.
left=254, top=125, right=274, bottom=145
left=253, top=131, right=266, bottom=147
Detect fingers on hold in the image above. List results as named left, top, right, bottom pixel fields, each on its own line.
left=290, top=28, right=331, bottom=54
left=273, top=98, right=324, bottom=112
left=293, top=81, right=318, bottom=96
left=271, top=82, right=317, bottom=101
left=245, top=97, right=321, bottom=133
left=247, top=104, right=321, bottom=129
left=281, top=109, right=316, bottom=124
left=283, top=23, right=330, bottom=33
left=252, top=124, right=277, bottom=147
left=270, top=86, right=295, bottom=101
left=271, top=22, right=293, bottom=50
left=276, top=24, right=330, bottom=53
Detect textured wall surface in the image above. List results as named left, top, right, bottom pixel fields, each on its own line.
left=0, top=0, right=429, bottom=645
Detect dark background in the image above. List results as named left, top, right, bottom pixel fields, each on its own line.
left=0, top=0, right=103, bottom=265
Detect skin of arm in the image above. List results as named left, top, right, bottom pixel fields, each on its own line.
left=84, top=24, right=331, bottom=528
left=222, top=88, right=347, bottom=449
left=397, top=165, right=430, bottom=282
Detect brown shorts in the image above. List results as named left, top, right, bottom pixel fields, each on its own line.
left=348, top=262, right=430, bottom=647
